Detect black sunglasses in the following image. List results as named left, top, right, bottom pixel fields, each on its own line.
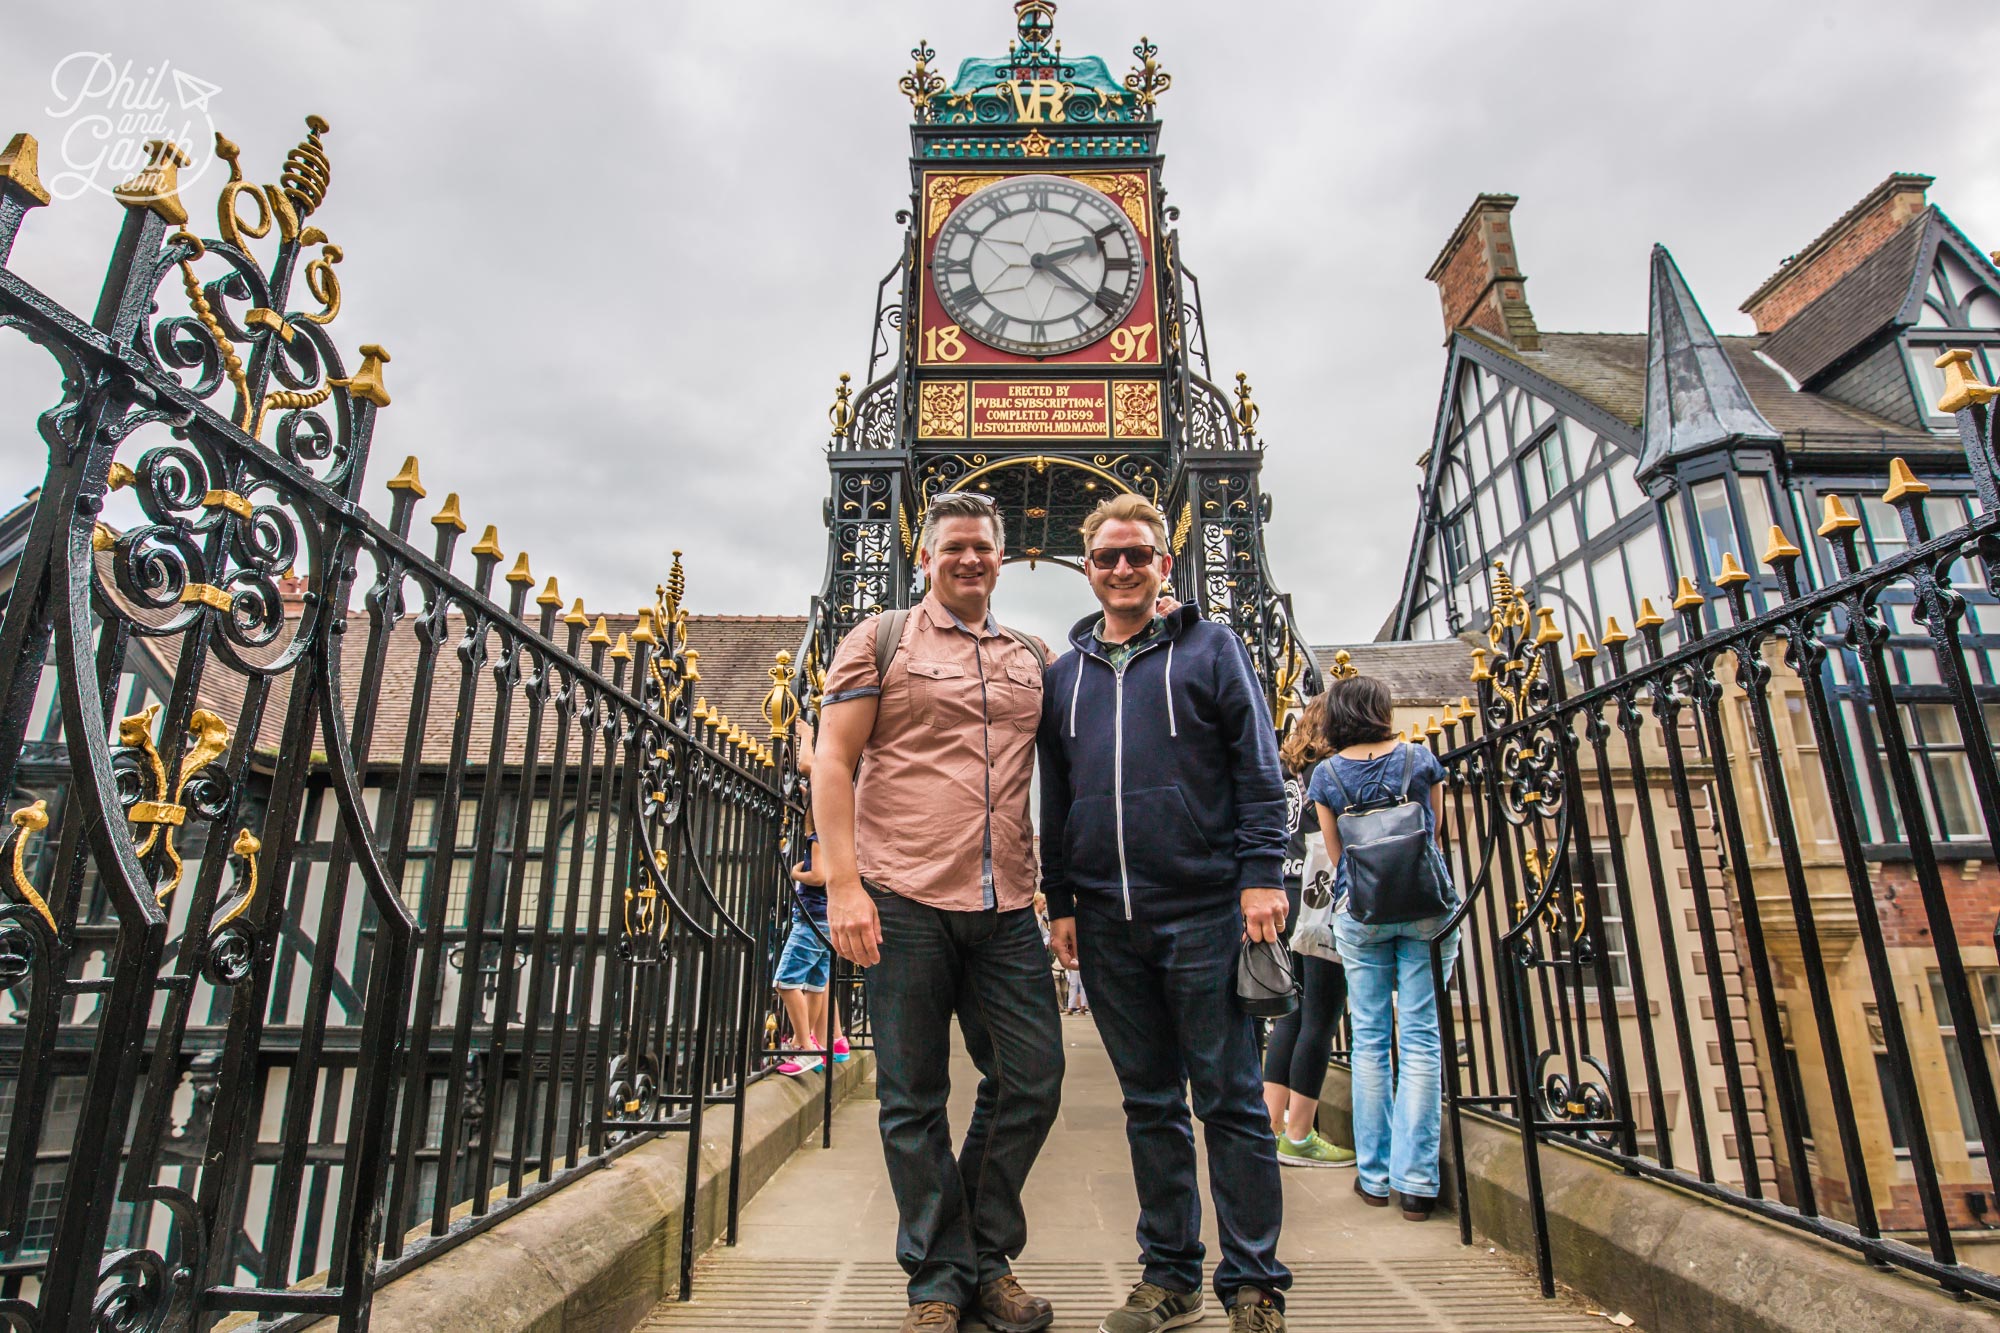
left=1087, top=544, right=1158, bottom=571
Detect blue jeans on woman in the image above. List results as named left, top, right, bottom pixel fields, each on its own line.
left=1333, top=910, right=1459, bottom=1200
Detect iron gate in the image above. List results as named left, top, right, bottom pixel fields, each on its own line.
left=0, top=119, right=804, bottom=1328
left=1426, top=352, right=2000, bottom=1304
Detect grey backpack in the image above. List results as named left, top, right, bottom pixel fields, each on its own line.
left=1319, top=745, right=1453, bottom=926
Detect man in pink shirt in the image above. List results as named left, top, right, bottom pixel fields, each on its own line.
left=813, top=492, right=1062, bottom=1333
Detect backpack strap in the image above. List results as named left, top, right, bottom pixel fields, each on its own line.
left=873, top=608, right=911, bottom=681
left=1317, top=756, right=1349, bottom=812
left=877, top=607, right=1048, bottom=678
left=1000, top=624, right=1049, bottom=669
left=1397, top=743, right=1416, bottom=801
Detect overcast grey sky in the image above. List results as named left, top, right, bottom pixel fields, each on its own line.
left=5, top=1, right=1999, bottom=650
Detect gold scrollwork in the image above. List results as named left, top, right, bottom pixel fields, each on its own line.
left=925, top=174, right=991, bottom=240
left=1171, top=500, right=1192, bottom=557
left=7, top=801, right=52, bottom=931
left=1124, top=36, right=1174, bottom=112
left=1327, top=649, right=1358, bottom=682
left=1067, top=172, right=1151, bottom=239
left=210, top=829, right=262, bottom=930
left=1482, top=561, right=1541, bottom=721
left=899, top=40, right=947, bottom=119
left=120, top=705, right=232, bottom=903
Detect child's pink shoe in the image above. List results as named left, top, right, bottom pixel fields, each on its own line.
left=777, top=1038, right=823, bottom=1076
left=832, top=1037, right=851, bottom=1064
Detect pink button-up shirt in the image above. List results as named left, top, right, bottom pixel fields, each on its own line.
left=821, top=594, right=1045, bottom=913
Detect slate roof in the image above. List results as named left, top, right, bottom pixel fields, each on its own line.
left=1759, top=210, right=1932, bottom=385
left=138, top=612, right=806, bottom=770
left=1638, top=245, right=1782, bottom=480
left=1463, top=329, right=1940, bottom=453
left=1314, top=640, right=1474, bottom=706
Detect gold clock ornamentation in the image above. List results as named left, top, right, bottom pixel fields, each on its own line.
left=1112, top=381, right=1161, bottom=438
left=919, top=382, right=969, bottom=439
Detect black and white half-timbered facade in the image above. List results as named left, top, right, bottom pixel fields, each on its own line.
left=1383, top=176, right=2000, bottom=1231
left=1392, top=175, right=2000, bottom=853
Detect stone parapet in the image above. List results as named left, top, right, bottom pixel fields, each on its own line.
left=1318, top=1064, right=1995, bottom=1333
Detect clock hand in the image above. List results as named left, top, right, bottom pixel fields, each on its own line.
left=1030, top=252, right=1098, bottom=300
left=1038, top=239, right=1098, bottom=265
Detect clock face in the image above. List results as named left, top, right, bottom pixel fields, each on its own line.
left=931, top=174, right=1147, bottom=356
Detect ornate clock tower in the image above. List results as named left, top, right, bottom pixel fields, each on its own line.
left=806, top=1, right=1318, bottom=722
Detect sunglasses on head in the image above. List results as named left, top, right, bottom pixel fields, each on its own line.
left=1087, top=544, right=1158, bottom=571
left=927, top=492, right=997, bottom=517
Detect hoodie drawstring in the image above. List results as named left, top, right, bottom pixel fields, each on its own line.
left=1164, top=639, right=1177, bottom=738
left=1068, top=654, right=1084, bottom=738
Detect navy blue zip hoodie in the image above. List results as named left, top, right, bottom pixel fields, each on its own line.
left=1037, top=605, right=1287, bottom=920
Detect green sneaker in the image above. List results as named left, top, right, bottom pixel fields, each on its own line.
left=1098, top=1281, right=1204, bottom=1333
left=1276, top=1130, right=1356, bottom=1169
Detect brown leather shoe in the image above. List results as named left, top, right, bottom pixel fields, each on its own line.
left=1398, top=1191, right=1437, bottom=1221
left=974, top=1274, right=1054, bottom=1332
left=1353, top=1178, right=1388, bottom=1207
left=900, top=1300, right=961, bottom=1333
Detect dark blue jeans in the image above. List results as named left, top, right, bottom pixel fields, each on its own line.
left=1078, top=900, right=1291, bottom=1310
left=867, top=888, right=1064, bottom=1307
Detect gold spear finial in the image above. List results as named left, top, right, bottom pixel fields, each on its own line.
left=112, top=139, right=192, bottom=225
left=1934, top=348, right=2000, bottom=415
left=387, top=456, right=426, bottom=497
left=0, top=133, right=51, bottom=207
left=1883, top=456, right=1930, bottom=505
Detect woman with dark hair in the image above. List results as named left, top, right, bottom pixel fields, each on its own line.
left=1307, top=675, right=1459, bottom=1220
left=1261, top=694, right=1355, bottom=1168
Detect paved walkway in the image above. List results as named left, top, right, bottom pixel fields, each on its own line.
left=641, top=1017, right=1633, bottom=1332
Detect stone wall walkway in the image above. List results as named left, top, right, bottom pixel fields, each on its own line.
left=640, top=1017, right=1634, bottom=1332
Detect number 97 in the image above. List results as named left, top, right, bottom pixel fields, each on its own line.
left=1109, top=322, right=1155, bottom=363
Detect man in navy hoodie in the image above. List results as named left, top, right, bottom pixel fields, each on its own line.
left=1040, top=493, right=1292, bottom=1333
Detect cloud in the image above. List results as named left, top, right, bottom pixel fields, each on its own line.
left=4, top=0, right=1996, bottom=651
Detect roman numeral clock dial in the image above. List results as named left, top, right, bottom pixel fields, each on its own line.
left=931, top=174, right=1147, bottom=356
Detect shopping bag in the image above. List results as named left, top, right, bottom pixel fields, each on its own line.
left=1289, top=831, right=1342, bottom=963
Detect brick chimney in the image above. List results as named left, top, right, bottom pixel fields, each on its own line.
left=1740, top=173, right=1933, bottom=333
left=1426, top=194, right=1540, bottom=350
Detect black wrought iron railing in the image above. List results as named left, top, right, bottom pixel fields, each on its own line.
left=1425, top=350, right=2000, bottom=1306
left=0, top=120, right=806, bottom=1329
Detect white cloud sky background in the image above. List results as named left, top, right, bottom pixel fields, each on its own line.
left=5, top=1, right=1999, bottom=651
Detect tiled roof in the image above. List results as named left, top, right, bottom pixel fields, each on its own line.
left=140, top=612, right=806, bottom=771
left=1466, top=329, right=1938, bottom=452
left=1314, top=640, right=1474, bottom=706
left=1759, top=210, right=1932, bottom=385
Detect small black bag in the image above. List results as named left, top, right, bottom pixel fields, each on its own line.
left=1321, top=744, right=1454, bottom=926
left=1235, top=936, right=1299, bottom=1018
